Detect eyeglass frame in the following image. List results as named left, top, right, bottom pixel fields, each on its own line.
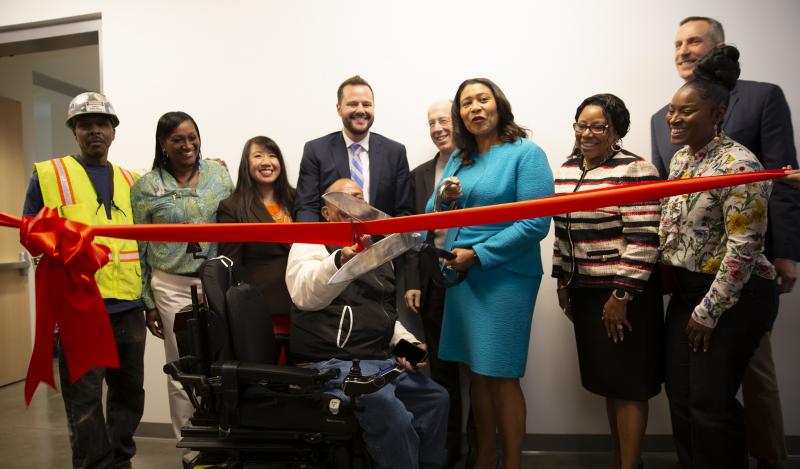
left=573, top=122, right=610, bottom=135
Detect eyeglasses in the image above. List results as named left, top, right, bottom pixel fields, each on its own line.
left=573, top=123, right=609, bottom=135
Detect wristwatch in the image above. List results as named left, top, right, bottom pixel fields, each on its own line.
left=612, top=289, right=633, bottom=301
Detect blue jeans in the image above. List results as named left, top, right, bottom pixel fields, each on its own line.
left=311, top=358, right=449, bottom=469
left=58, top=308, right=146, bottom=469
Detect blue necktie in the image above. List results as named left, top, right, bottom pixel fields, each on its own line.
left=349, top=143, right=365, bottom=189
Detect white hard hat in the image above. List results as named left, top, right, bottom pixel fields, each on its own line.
left=66, top=92, right=120, bottom=128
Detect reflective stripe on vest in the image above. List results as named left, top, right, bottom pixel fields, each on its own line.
left=118, top=250, right=140, bottom=262
left=118, top=167, right=135, bottom=187
left=51, top=158, right=76, bottom=205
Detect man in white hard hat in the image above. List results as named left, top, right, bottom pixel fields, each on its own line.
left=23, top=92, right=146, bottom=469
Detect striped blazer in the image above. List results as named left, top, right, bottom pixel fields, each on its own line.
left=551, top=152, right=661, bottom=293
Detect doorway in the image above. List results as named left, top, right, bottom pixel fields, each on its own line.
left=0, top=14, right=101, bottom=386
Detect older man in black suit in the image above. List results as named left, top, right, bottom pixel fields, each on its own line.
left=651, top=16, right=799, bottom=469
left=404, top=99, right=463, bottom=468
left=293, top=75, right=413, bottom=222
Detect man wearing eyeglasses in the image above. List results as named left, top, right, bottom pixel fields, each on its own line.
left=404, top=99, right=464, bottom=468
left=22, top=92, right=146, bottom=469
left=650, top=17, right=799, bottom=469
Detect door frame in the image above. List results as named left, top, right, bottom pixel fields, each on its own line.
left=0, top=13, right=103, bottom=349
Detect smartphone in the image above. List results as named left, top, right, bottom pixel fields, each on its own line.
left=391, top=339, right=428, bottom=367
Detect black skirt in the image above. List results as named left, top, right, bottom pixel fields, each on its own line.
left=569, top=278, right=665, bottom=401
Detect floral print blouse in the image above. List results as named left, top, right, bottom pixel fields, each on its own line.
left=131, top=159, right=233, bottom=309
left=659, top=135, right=776, bottom=328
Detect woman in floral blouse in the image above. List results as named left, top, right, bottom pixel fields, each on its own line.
left=131, top=111, right=233, bottom=440
left=660, top=46, right=778, bottom=469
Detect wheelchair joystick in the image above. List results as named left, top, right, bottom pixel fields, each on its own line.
left=341, top=358, right=404, bottom=398
left=348, top=358, right=362, bottom=378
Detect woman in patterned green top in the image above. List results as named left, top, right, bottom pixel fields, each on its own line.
left=660, top=46, right=778, bottom=469
left=131, top=112, right=233, bottom=439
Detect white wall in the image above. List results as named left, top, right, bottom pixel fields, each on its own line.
left=1, top=0, right=798, bottom=435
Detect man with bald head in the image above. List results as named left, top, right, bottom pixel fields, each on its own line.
left=286, top=178, right=449, bottom=469
left=651, top=16, right=798, bottom=469
left=404, top=100, right=463, bottom=467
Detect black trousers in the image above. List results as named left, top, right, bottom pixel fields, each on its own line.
left=420, top=281, right=463, bottom=454
left=665, top=269, right=777, bottom=469
left=58, top=308, right=146, bottom=469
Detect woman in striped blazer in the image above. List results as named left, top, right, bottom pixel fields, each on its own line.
left=552, top=94, right=663, bottom=469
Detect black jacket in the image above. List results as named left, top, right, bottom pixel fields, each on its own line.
left=290, top=248, right=397, bottom=363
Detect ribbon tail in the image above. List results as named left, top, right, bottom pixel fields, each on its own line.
left=24, top=260, right=58, bottom=406
left=57, top=269, right=119, bottom=384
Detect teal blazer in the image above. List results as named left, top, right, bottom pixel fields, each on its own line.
left=426, top=139, right=554, bottom=277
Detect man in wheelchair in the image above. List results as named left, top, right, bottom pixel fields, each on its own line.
left=285, top=178, right=449, bottom=469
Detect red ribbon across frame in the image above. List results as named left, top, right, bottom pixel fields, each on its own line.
left=0, top=169, right=787, bottom=404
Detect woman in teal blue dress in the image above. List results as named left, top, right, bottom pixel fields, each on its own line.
left=427, top=78, right=553, bottom=469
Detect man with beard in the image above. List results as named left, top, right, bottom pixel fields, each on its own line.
left=293, top=75, right=413, bottom=221
left=650, top=17, right=799, bottom=469
left=22, top=92, right=146, bottom=469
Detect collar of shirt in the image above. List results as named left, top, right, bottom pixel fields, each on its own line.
left=671, top=134, right=730, bottom=180
left=343, top=131, right=370, bottom=152
left=686, top=134, right=725, bottom=161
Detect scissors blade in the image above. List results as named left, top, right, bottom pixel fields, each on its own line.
left=322, top=192, right=391, bottom=221
left=328, top=232, right=424, bottom=285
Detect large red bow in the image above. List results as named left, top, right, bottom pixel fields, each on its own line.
left=15, top=208, right=118, bottom=405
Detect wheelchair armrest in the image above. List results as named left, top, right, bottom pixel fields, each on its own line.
left=210, top=361, right=339, bottom=387
left=163, top=356, right=202, bottom=380
left=163, top=357, right=209, bottom=394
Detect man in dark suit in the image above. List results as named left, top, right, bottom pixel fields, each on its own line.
left=405, top=99, right=463, bottom=468
left=651, top=17, right=799, bottom=469
left=293, top=75, right=413, bottom=222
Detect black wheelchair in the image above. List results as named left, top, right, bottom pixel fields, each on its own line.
left=163, top=256, right=400, bottom=468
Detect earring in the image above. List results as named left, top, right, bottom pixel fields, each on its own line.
left=713, top=124, right=723, bottom=143
left=611, top=140, right=623, bottom=153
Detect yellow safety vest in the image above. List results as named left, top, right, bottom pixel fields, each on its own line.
left=34, top=155, right=142, bottom=301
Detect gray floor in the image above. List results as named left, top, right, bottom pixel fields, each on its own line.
left=1, top=380, right=797, bottom=468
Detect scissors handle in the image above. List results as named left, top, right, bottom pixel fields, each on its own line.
left=433, top=247, right=456, bottom=260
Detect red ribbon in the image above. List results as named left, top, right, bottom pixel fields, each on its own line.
left=10, top=208, right=118, bottom=405
left=1, top=169, right=788, bottom=404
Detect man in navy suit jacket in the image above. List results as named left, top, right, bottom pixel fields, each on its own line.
left=651, top=17, right=799, bottom=469
left=293, top=75, right=413, bottom=222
